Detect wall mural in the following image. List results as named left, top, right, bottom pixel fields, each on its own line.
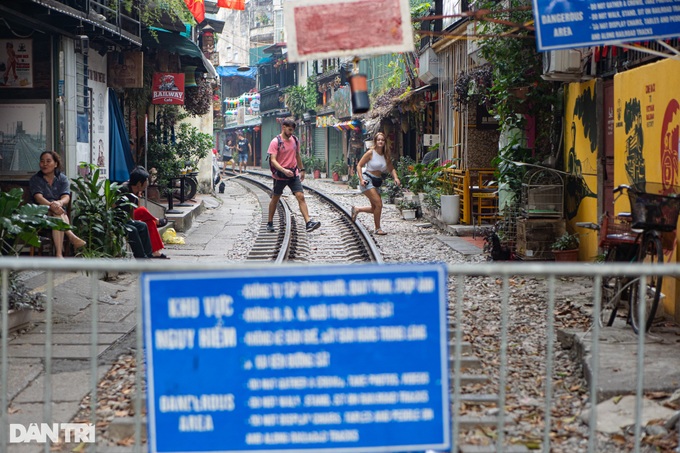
left=564, top=80, right=599, bottom=261
left=565, top=84, right=597, bottom=221
left=614, top=58, right=680, bottom=319
left=622, top=97, right=646, bottom=186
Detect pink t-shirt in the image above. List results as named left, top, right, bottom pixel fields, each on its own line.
left=267, top=135, right=299, bottom=179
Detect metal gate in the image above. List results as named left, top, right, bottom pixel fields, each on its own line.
left=2, top=258, right=679, bottom=452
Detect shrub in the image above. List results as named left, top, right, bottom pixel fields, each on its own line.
left=71, top=164, right=133, bottom=258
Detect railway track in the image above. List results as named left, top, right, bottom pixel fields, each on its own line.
left=224, top=171, right=382, bottom=264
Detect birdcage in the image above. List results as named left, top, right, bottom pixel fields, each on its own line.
left=521, top=168, right=564, bottom=218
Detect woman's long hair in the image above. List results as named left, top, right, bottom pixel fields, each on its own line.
left=372, top=132, right=389, bottom=159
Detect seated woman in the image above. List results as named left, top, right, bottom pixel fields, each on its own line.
left=122, top=166, right=169, bottom=259
left=29, top=151, right=86, bottom=258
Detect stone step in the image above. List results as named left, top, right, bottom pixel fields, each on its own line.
left=456, top=414, right=514, bottom=429
left=450, top=356, right=482, bottom=370
left=453, top=393, right=499, bottom=405
left=448, top=340, right=472, bottom=354
left=453, top=373, right=491, bottom=386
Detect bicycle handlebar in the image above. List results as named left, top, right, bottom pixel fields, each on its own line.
left=613, top=184, right=631, bottom=194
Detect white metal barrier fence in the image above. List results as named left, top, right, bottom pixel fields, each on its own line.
left=1, top=257, right=679, bottom=453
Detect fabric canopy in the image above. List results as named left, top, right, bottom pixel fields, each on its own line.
left=332, top=120, right=362, bottom=131
left=217, top=65, right=257, bottom=79
left=108, top=89, right=135, bottom=183
left=143, top=28, right=218, bottom=78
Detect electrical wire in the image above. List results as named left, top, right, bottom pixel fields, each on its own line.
left=0, top=18, right=35, bottom=38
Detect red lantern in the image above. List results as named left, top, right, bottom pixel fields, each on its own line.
left=254, top=126, right=261, bottom=132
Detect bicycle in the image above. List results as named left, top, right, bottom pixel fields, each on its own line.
left=577, top=183, right=680, bottom=333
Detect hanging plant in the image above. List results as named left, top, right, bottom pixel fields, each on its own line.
left=184, top=78, right=212, bottom=117
left=453, top=64, right=493, bottom=110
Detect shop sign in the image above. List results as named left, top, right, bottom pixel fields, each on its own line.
left=152, top=73, right=185, bottom=105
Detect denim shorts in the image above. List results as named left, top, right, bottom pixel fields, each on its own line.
left=360, top=172, right=381, bottom=193
left=272, top=176, right=303, bottom=195
left=239, top=152, right=248, bottom=163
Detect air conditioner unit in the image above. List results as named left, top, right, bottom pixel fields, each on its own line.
left=542, top=50, right=583, bottom=82
left=419, top=48, right=439, bottom=84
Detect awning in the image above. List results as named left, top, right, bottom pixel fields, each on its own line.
left=332, top=120, right=362, bottom=131
left=143, top=28, right=218, bottom=79
left=223, top=117, right=262, bottom=131
left=217, top=66, right=257, bottom=80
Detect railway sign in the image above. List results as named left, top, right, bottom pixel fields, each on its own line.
left=142, top=263, right=450, bottom=453
left=532, top=0, right=680, bottom=51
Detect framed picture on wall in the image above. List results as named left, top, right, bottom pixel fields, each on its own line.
left=0, top=100, right=51, bottom=174
left=0, top=39, right=33, bottom=88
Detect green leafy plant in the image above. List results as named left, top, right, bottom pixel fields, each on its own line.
left=406, top=160, right=441, bottom=194
left=422, top=186, right=442, bottom=210
left=395, top=156, right=416, bottom=183
left=312, top=158, right=326, bottom=173
left=453, top=64, right=494, bottom=109
left=331, top=160, right=348, bottom=176
left=147, top=118, right=212, bottom=192
left=0, top=188, right=69, bottom=256
left=552, top=232, right=580, bottom=251
left=70, top=164, right=133, bottom=258
left=383, top=179, right=404, bottom=204
left=285, top=79, right=318, bottom=119
left=184, top=78, right=212, bottom=117
left=398, top=199, right=419, bottom=211
left=348, top=173, right=360, bottom=189
left=476, top=0, right=562, bottom=160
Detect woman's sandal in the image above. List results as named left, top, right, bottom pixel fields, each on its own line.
left=374, top=229, right=387, bottom=235
left=152, top=253, right=170, bottom=259
left=351, top=206, right=358, bottom=223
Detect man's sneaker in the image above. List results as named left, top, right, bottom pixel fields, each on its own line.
left=306, top=220, right=321, bottom=232
left=266, top=222, right=275, bottom=233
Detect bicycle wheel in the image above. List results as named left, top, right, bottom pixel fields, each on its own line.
left=600, top=248, right=623, bottom=327
left=629, top=235, right=664, bottom=334
left=172, top=177, right=197, bottom=202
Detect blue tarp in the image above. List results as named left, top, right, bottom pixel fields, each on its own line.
left=217, top=65, right=257, bottom=80
left=108, top=89, right=135, bottom=182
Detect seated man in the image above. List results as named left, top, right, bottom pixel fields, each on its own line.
left=122, top=166, right=169, bottom=259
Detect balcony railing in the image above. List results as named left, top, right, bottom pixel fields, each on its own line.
left=595, top=38, right=680, bottom=76
left=259, top=85, right=286, bottom=113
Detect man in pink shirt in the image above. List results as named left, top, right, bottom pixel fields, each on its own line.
left=266, top=118, right=320, bottom=233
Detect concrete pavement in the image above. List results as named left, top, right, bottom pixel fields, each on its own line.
left=5, top=177, right=260, bottom=452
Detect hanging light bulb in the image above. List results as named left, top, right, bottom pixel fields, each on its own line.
left=349, top=58, right=370, bottom=114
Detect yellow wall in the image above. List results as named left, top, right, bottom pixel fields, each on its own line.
left=564, top=80, right=599, bottom=262
left=614, top=58, right=680, bottom=320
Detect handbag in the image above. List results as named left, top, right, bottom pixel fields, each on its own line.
left=363, top=172, right=383, bottom=188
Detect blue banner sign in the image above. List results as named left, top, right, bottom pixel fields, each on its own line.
left=142, top=264, right=450, bottom=453
left=532, top=0, right=680, bottom=51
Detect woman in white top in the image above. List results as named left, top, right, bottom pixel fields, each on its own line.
left=351, top=132, right=401, bottom=235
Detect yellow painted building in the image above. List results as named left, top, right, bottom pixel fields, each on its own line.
left=564, top=59, right=680, bottom=321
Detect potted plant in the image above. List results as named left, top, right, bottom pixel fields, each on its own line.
left=331, top=160, right=347, bottom=182
left=347, top=173, right=360, bottom=189
left=71, top=164, right=134, bottom=258
left=383, top=179, right=404, bottom=204
left=398, top=199, right=419, bottom=220
left=551, top=232, right=579, bottom=261
left=312, top=158, right=326, bottom=179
